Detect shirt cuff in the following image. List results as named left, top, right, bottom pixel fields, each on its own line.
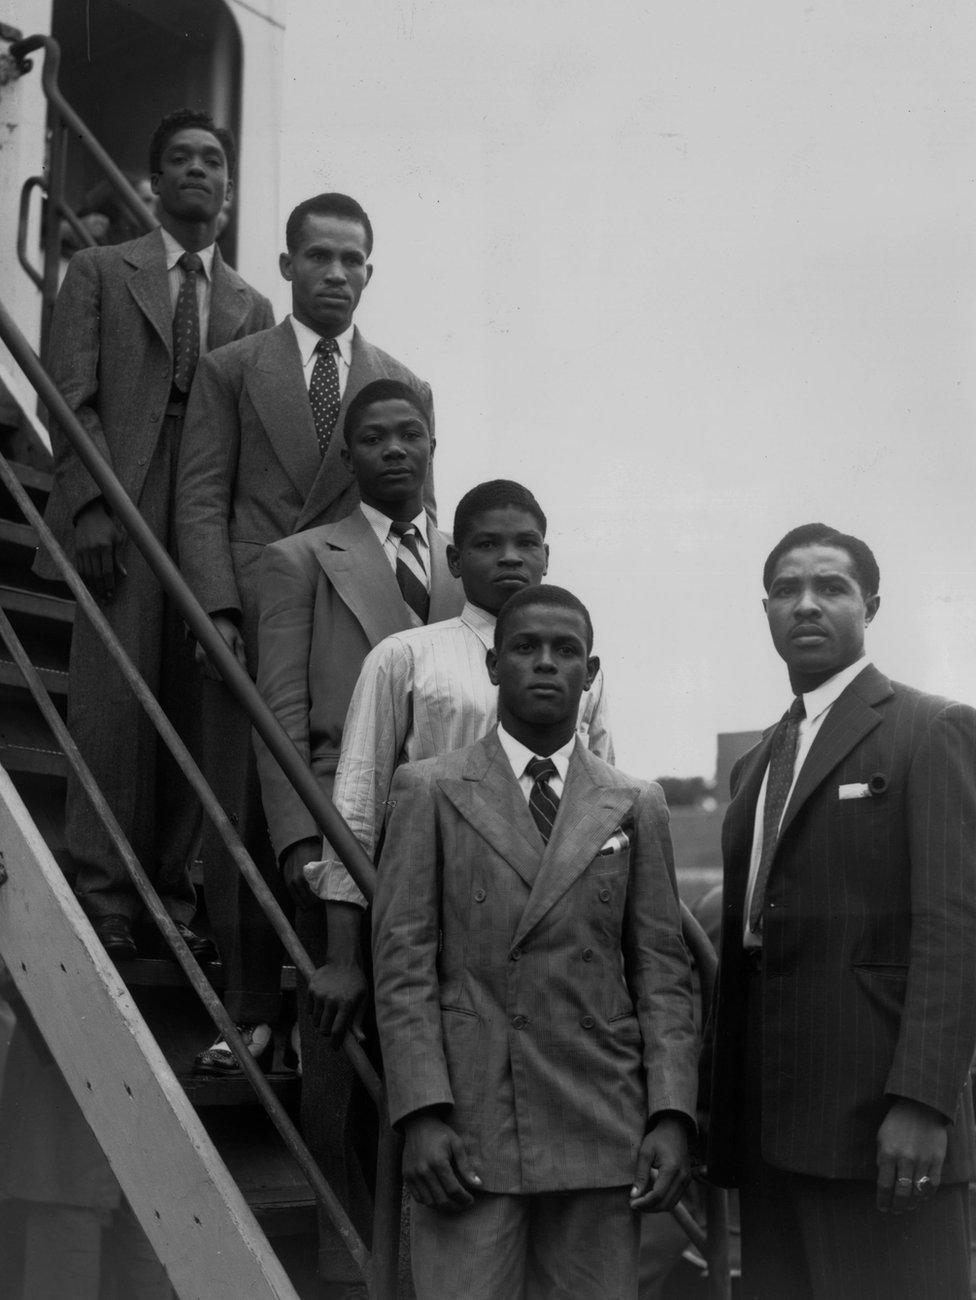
left=303, top=855, right=368, bottom=910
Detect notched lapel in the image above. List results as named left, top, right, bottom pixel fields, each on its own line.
left=124, top=233, right=172, bottom=354
left=207, top=253, right=250, bottom=347
left=314, top=516, right=411, bottom=647
left=248, top=324, right=320, bottom=497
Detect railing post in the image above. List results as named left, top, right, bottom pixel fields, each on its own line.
left=39, top=118, right=65, bottom=361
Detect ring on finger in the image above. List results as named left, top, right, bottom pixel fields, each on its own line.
left=915, top=1175, right=933, bottom=1194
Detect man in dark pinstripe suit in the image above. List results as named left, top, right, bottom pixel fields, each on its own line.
left=705, top=523, right=976, bottom=1300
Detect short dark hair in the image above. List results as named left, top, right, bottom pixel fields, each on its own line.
left=343, top=380, right=429, bottom=444
left=763, top=523, right=881, bottom=597
left=452, top=480, right=547, bottom=549
left=149, top=109, right=236, bottom=179
left=285, top=193, right=373, bottom=255
left=494, top=584, right=594, bottom=653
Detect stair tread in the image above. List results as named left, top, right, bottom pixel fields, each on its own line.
left=0, top=582, right=75, bottom=624
left=0, top=698, right=67, bottom=777
left=0, top=655, right=68, bottom=695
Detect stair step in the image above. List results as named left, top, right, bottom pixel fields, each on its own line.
left=0, top=699, right=67, bottom=777
left=0, top=582, right=74, bottom=625
left=117, top=957, right=297, bottom=992
left=0, top=460, right=52, bottom=518
left=0, top=653, right=68, bottom=697
left=180, top=1071, right=302, bottom=1108
left=205, top=1107, right=316, bottom=1238
left=0, top=518, right=37, bottom=554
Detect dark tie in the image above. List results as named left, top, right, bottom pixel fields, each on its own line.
left=172, top=251, right=202, bottom=394
left=526, top=756, right=560, bottom=845
left=389, top=521, right=430, bottom=622
left=309, top=337, right=341, bottom=456
left=748, top=695, right=806, bottom=934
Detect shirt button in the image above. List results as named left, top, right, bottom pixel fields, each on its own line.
left=598, top=887, right=611, bottom=903
left=474, top=888, right=486, bottom=903
left=582, top=947, right=594, bottom=962
left=580, top=1015, right=595, bottom=1030
left=511, top=1014, right=528, bottom=1030
left=509, top=947, right=521, bottom=962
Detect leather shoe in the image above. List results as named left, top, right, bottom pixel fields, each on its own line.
left=193, top=1022, right=274, bottom=1076
left=92, top=914, right=137, bottom=962
left=142, top=920, right=217, bottom=964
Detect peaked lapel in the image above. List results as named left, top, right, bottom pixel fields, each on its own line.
left=206, top=247, right=251, bottom=348
left=778, top=664, right=892, bottom=839
left=438, top=732, right=544, bottom=890
left=247, top=321, right=321, bottom=499
left=123, top=229, right=172, bottom=354
left=312, top=511, right=412, bottom=648
left=512, top=744, right=640, bottom=949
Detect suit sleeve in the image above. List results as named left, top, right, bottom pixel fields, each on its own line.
left=626, top=784, right=699, bottom=1125
left=175, top=350, right=244, bottom=617
left=886, top=703, right=976, bottom=1120
left=254, top=543, right=319, bottom=861
left=305, top=638, right=416, bottom=907
left=372, top=763, right=454, bottom=1127
left=47, top=249, right=114, bottom=521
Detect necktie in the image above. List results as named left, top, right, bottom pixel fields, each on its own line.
left=526, top=756, right=560, bottom=845
left=172, top=251, right=202, bottom=394
left=389, top=521, right=430, bottom=622
left=748, top=695, right=806, bottom=934
left=309, top=338, right=341, bottom=456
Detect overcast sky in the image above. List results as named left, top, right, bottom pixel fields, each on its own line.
left=276, top=0, right=976, bottom=779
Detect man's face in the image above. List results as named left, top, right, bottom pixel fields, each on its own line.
left=279, top=213, right=372, bottom=336
left=447, top=507, right=549, bottom=614
left=764, top=544, right=879, bottom=687
left=488, top=604, right=598, bottom=729
left=340, top=398, right=432, bottom=510
left=151, top=128, right=231, bottom=224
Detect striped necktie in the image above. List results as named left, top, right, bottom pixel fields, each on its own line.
left=748, top=695, right=806, bottom=933
left=172, top=251, right=202, bottom=394
left=390, top=521, right=430, bottom=622
left=309, top=337, right=341, bottom=456
left=526, top=756, right=560, bottom=845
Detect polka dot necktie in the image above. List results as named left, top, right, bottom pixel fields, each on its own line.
left=309, top=337, right=342, bottom=456
left=389, top=521, right=430, bottom=622
left=172, top=251, right=202, bottom=394
left=748, top=695, right=806, bottom=933
left=526, top=756, right=560, bottom=845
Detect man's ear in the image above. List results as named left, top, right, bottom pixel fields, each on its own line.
left=865, top=594, right=880, bottom=625
left=279, top=251, right=293, bottom=282
left=761, top=597, right=769, bottom=615
left=584, top=654, right=600, bottom=691
left=150, top=172, right=161, bottom=197
left=223, top=177, right=235, bottom=206
left=447, top=544, right=461, bottom=579
left=486, top=647, right=500, bottom=686
left=542, top=543, right=550, bottom=577
left=364, top=262, right=374, bottom=288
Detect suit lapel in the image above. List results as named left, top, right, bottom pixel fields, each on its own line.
left=123, top=230, right=173, bottom=355
left=206, top=247, right=250, bottom=347
left=438, top=733, right=544, bottom=890
left=512, top=746, right=640, bottom=949
left=313, top=511, right=412, bottom=647
left=247, top=322, right=321, bottom=499
left=721, top=730, right=775, bottom=918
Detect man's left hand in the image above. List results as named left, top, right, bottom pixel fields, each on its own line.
left=630, top=1116, right=691, bottom=1212
left=876, top=1097, right=947, bottom=1214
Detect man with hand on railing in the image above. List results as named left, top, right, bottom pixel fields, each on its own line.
left=372, top=584, right=698, bottom=1299
left=35, top=108, right=273, bottom=961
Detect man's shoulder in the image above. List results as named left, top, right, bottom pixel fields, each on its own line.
left=214, top=254, right=268, bottom=303
left=884, top=679, right=976, bottom=729
left=353, top=333, right=430, bottom=392
left=390, top=742, right=481, bottom=790
left=367, top=616, right=466, bottom=665
left=200, top=321, right=284, bottom=372
left=61, top=230, right=157, bottom=282
left=576, top=746, right=661, bottom=803
left=264, top=515, right=360, bottom=564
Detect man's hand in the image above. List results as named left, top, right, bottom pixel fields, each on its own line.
left=196, top=613, right=247, bottom=679
left=630, top=1115, right=691, bottom=1213
left=876, top=1097, right=947, bottom=1214
left=402, top=1111, right=482, bottom=1211
left=281, top=838, right=321, bottom=908
left=306, top=901, right=369, bottom=1047
left=74, top=500, right=125, bottom=601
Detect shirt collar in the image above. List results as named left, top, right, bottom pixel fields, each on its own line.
left=800, top=656, right=871, bottom=724
left=358, top=501, right=429, bottom=549
left=460, top=601, right=497, bottom=650
left=159, top=226, right=215, bottom=280
left=289, top=315, right=355, bottom=368
left=496, top=722, right=576, bottom=785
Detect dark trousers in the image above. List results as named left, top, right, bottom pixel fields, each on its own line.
left=68, top=412, right=200, bottom=924
left=736, top=961, right=972, bottom=1300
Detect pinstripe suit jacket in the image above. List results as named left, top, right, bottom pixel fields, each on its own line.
left=372, top=730, right=698, bottom=1194
left=706, top=665, right=976, bottom=1185
left=254, top=509, right=463, bottom=860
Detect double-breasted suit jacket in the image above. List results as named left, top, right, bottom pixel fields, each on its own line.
left=255, top=509, right=464, bottom=861
left=373, top=731, right=699, bottom=1194
left=706, top=665, right=976, bottom=1187
left=174, top=318, right=435, bottom=660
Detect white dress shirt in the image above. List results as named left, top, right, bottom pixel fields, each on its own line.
left=159, top=227, right=215, bottom=353
left=289, top=315, right=354, bottom=396
left=496, top=723, right=574, bottom=802
left=358, top=501, right=430, bottom=586
left=305, top=600, right=614, bottom=906
left=743, top=656, right=870, bottom=947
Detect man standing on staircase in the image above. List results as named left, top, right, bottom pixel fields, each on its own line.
left=36, top=109, right=274, bottom=961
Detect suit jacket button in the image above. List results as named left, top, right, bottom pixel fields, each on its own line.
left=509, top=947, right=521, bottom=961
left=598, top=887, right=611, bottom=903
left=511, top=1014, right=528, bottom=1030
left=474, top=888, right=486, bottom=903
left=580, top=1015, right=595, bottom=1029
left=582, top=947, right=593, bottom=961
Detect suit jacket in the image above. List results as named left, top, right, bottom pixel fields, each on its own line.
left=174, top=319, right=435, bottom=659
left=36, top=228, right=274, bottom=580
left=254, top=509, right=463, bottom=859
left=372, top=731, right=698, bottom=1194
left=705, top=665, right=976, bottom=1185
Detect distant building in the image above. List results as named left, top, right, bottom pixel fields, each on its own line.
left=715, top=730, right=763, bottom=803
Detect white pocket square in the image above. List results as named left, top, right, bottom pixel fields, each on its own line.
left=598, top=830, right=631, bottom=855
left=838, top=783, right=870, bottom=800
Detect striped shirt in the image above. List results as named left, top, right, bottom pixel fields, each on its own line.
left=306, top=600, right=614, bottom=905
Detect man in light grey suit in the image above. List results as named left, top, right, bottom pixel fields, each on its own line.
left=174, top=195, right=436, bottom=1070
left=36, top=109, right=274, bottom=960
left=373, top=585, right=698, bottom=1299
